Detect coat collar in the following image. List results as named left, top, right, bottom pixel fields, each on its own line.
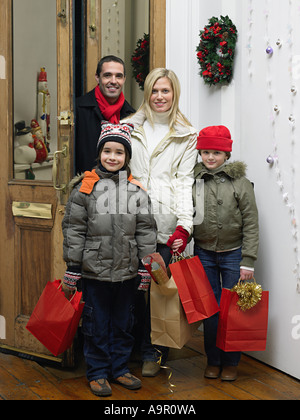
left=194, top=161, right=247, bottom=180
left=79, top=169, right=100, bottom=194
left=78, top=169, right=145, bottom=195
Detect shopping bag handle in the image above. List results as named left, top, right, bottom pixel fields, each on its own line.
left=57, top=280, right=78, bottom=302
left=237, top=276, right=255, bottom=283
left=170, top=252, right=193, bottom=264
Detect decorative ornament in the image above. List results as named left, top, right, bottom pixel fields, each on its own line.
left=266, top=46, right=273, bottom=54
left=266, top=155, right=275, bottom=164
left=232, top=279, right=263, bottom=311
left=196, top=15, right=238, bottom=87
left=131, top=33, right=150, bottom=91
left=273, top=105, right=280, bottom=113
left=291, top=86, right=297, bottom=94
left=276, top=39, right=282, bottom=48
left=289, top=114, right=295, bottom=124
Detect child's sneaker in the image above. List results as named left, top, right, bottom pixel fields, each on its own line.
left=90, top=378, right=112, bottom=396
left=114, top=373, right=141, bottom=390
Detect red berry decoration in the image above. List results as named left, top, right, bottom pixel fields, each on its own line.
left=196, top=16, right=238, bottom=87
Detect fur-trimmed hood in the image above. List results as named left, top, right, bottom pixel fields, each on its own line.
left=68, top=173, right=85, bottom=191
left=194, top=161, right=247, bottom=179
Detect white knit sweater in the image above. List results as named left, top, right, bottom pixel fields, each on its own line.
left=143, top=112, right=170, bottom=156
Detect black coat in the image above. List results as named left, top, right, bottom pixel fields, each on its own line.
left=74, top=88, right=135, bottom=174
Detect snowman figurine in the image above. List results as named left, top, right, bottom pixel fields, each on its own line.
left=14, top=121, right=37, bottom=164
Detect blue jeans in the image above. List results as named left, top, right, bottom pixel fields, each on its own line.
left=81, top=278, right=136, bottom=381
left=194, top=246, right=242, bottom=367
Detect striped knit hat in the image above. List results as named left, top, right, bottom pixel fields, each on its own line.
left=97, top=121, right=134, bottom=157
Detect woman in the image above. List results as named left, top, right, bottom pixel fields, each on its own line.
left=123, top=68, right=198, bottom=376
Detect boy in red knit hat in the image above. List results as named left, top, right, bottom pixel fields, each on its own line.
left=193, top=125, right=259, bottom=381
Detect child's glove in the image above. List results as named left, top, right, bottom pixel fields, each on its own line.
left=63, top=267, right=81, bottom=291
left=166, top=226, right=189, bottom=254
left=137, top=268, right=152, bottom=291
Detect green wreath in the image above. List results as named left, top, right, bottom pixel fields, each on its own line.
left=131, top=33, right=150, bottom=91
left=196, top=15, right=238, bottom=87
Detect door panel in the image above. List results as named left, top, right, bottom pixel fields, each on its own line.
left=0, top=0, right=74, bottom=366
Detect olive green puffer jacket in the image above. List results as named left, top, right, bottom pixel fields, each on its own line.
left=193, top=161, right=259, bottom=268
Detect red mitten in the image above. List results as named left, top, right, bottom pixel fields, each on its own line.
left=166, top=226, right=189, bottom=254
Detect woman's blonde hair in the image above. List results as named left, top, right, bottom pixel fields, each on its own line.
left=137, top=68, right=192, bottom=129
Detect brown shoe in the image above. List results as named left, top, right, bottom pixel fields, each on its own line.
left=90, top=379, right=112, bottom=397
left=204, top=365, right=221, bottom=379
left=114, top=373, right=142, bottom=390
left=221, top=366, right=238, bottom=381
left=142, top=360, right=160, bottom=377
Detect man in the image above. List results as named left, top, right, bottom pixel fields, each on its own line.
left=75, top=56, right=135, bottom=174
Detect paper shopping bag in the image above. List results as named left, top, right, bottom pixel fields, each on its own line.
left=150, top=276, right=197, bottom=349
left=169, top=256, right=219, bottom=324
left=216, top=288, right=269, bottom=352
left=26, top=279, right=85, bottom=356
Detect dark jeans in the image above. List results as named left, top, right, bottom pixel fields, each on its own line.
left=81, top=278, right=136, bottom=381
left=194, top=246, right=242, bottom=367
left=134, top=244, right=171, bottom=363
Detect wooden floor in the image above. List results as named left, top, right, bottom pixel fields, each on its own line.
left=1, top=332, right=300, bottom=401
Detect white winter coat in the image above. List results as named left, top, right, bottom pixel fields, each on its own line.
left=123, top=110, right=198, bottom=244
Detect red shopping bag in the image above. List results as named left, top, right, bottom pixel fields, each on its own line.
left=169, top=256, right=219, bottom=324
left=26, top=279, right=85, bottom=356
left=216, top=288, right=269, bottom=352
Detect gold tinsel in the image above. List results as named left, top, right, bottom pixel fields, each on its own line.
left=231, top=279, right=263, bottom=311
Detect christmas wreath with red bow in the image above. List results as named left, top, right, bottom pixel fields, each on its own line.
left=196, top=15, right=238, bottom=86
left=131, top=33, right=150, bottom=90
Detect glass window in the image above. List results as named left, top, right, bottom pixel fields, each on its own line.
left=13, top=0, right=57, bottom=181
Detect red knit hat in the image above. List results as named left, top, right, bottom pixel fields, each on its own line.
left=197, top=125, right=233, bottom=152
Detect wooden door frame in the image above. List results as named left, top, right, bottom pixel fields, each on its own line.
left=150, top=0, right=166, bottom=69
left=0, top=0, right=73, bottom=364
left=0, top=0, right=15, bottom=344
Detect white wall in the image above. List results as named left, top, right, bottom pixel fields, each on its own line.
left=166, top=0, right=300, bottom=379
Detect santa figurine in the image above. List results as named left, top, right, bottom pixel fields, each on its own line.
left=31, top=118, right=44, bottom=143
left=37, top=67, right=51, bottom=152
left=31, top=119, right=48, bottom=163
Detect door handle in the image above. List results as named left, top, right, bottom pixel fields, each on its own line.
left=53, top=145, right=68, bottom=193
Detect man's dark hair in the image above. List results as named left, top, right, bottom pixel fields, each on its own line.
left=96, top=55, right=126, bottom=77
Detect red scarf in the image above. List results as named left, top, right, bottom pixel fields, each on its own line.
left=95, top=85, right=125, bottom=124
